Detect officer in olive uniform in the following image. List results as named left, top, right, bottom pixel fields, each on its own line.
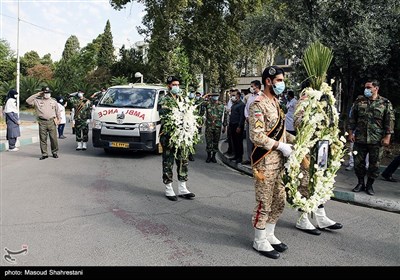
left=348, top=79, right=395, bottom=195
left=202, top=92, right=226, bottom=163
left=69, top=90, right=92, bottom=151
left=248, top=66, right=295, bottom=259
left=26, top=87, right=61, bottom=160
left=158, top=76, right=195, bottom=201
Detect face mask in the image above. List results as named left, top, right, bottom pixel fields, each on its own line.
left=231, top=96, right=237, bottom=102
left=78, top=93, right=84, bottom=98
left=189, top=92, right=195, bottom=99
left=171, top=86, right=180, bottom=95
left=195, top=96, right=200, bottom=100
left=364, top=88, right=372, bottom=98
left=250, top=87, right=255, bottom=94
left=272, top=81, right=285, bottom=95
left=212, top=96, right=219, bottom=101
left=59, top=99, right=64, bottom=103
left=44, top=93, right=51, bottom=99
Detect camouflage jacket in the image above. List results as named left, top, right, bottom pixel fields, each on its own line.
left=203, top=99, right=226, bottom=128
left=249, top=94, right=294, bottom=151
left=68, top=97, right=92, bottom=121
left=347, top=95, right=395, bottom=144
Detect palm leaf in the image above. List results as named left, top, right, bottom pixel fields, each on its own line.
left=302, top=41, right=333, bottom=90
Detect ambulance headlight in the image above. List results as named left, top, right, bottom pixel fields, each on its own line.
left=139, top=122, right=156, bottom=132
left=94, top=120, right=103, bottom=129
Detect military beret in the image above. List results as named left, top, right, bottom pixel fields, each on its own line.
left=166, top=76, right=179, bottom=84
left=262, top=66, right=285, bottom=82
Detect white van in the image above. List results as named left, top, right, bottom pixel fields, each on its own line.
left=92, top=83, right=167, bottom=154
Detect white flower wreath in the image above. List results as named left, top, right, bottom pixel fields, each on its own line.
left=163, top=96, right=201, bottom=159
left=284, top=82, right=347, bottom=213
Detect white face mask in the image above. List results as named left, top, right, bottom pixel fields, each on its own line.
left=231, top=96, right=237, bottom=102
left=44, top=93, right=51, bottom=99
left=250, top=87, right=255, bottom=94
left=78, top=93, right=84, bottom=98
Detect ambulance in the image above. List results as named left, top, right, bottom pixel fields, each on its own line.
left=92, top=83, right=167, bottom=154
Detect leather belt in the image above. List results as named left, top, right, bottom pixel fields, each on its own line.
left=38, top=117, right=54, bottom=121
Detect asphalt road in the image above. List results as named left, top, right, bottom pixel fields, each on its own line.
left=1, top=126, right=399, bottom=266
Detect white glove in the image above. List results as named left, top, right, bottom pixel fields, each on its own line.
left=86, top=119, right=91, bottom=124
left=277, top=142, right=293, bottom=157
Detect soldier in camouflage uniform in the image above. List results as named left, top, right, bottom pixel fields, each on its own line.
left=202, top=92, right=226, bottom=163
left=158, top=76, right=195, bottom=201
left=348, top=79, right=395, bottom=195
left=68, top=90, right=92, bottom=151
left=248, top=66, right=294, bottom=259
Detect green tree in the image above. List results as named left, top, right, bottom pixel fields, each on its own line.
left=54, top=36, right=81, bottom=92
left=111, top=45, right=148, bottom=82
left=20, top=76, right=42, bottom=106
left=0, top=39, right=16, bottom=88
left=98, top=20, right=116, bottom=68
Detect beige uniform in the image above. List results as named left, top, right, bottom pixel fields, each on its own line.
left=249, top=94, right=294, bottom=228
left=26, top=93, right=60, bottom=156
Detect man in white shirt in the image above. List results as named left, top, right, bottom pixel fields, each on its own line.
left=285, top=90, right=297, bottom=135
left=243, top=80, right=262, bottom=165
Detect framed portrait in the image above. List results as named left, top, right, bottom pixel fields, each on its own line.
left=316, top=140, right=329, bottom=170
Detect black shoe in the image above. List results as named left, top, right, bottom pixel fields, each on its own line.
left=178, top=193, right=195, bottom=199
left=52, top=153, right=59, bottom=158
left=366, top=186, right=375, bottom=196
left=211, top=153, right=217, bottom=163
left=382, top=174, right=397, bottom=182
left=166, top=195, right=178, bottom=201
left=253, top=247, right=280, bottom=259
left=39, top=155, right=48, bottom=160
left=188, top=154, right=195, bottom=161
left=352, top=183, right=365, bottom=192
left=319, top=223, right=343, bottom=230
left=271, top=243, right=288, bottom=253
left=297, top=227, right=321, bottom=235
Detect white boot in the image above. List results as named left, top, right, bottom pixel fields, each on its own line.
left=314, top=207, right=342, bottom=230
left=296, top=212, right=321, bottom=235
left=178, top=181, right=195, bottom=198
left=253, top=228, right=280, bottom=259
left=76, top=141, right=82, bottom=150
left=265, top=223, right=288, bottom=252
left=165, top=183, right=177, bottom=201
left=82, top=142, right=87, bottom=150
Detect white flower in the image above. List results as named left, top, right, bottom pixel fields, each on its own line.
left=284, top=84, right=345, bottom=213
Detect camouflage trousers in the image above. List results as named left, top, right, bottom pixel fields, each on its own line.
left=160, top=135, right=188, bottom=184
left=205, top=126, right=222, bottom=153
left=354, top=143, right=383, bottom=179
left=75, top=120, right=89, bottom=142
left=38, top=119, right=58, bottom=156
left=252, top=151, right=286, bottom=228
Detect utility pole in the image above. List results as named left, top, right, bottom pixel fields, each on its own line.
left=16, top=0, right=20, bottom=116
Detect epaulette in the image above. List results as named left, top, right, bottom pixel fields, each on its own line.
left=355, top=95, right=367, bottom=103
left=254, top=95, right=265, bottom=102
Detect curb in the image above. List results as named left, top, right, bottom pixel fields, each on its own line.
left=217, top=140, right=400, bottom=213
left=0, top=124, right=39, bottom=152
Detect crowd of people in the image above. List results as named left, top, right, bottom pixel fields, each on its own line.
left=2, top=66, right=397, bottom=260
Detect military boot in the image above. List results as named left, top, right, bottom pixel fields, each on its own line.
left=352, top=177, right=365, bottom=192
left=211, top=152, right=217, bottom=163
left=365, top=177, right=375, bottom=196
left=206, top=152, right=212, bottom=163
